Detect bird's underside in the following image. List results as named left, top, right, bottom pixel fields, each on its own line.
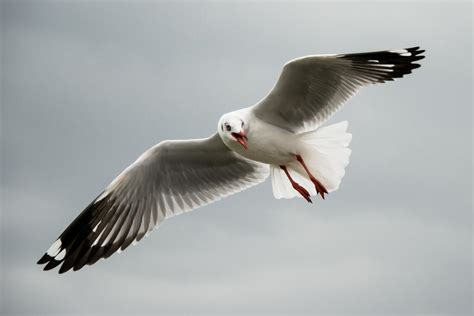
left=281, top=154, right=329, bottom=203
left=38, top=47, right=424, bottom=273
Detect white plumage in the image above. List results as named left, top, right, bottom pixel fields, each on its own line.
left=272, top=121, right=352, bottom=199
left=38, top=47, right=424, bottom=273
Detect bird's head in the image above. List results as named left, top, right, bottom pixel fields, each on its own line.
left=218, top=114, right=248, bottom=150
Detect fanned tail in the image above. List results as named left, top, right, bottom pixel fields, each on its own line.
left=271, top=121, right=352, bottom=199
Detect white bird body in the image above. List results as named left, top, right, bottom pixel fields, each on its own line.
left=38, top=47, right=425, bottom=273
left=218, top=109, right=298, bottom=165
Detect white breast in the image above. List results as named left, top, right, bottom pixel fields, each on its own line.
left=224, top=113, right=299, bottom=165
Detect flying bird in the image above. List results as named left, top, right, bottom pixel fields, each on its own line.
left=38, top=47, right=425, bottom=273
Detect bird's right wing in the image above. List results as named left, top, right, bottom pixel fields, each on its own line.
left=37, top=133, right=269, bottom=273
left=252, top=47, right=425, bottom=133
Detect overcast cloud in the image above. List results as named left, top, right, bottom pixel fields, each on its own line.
left=1, top=1, right=472, bottom=315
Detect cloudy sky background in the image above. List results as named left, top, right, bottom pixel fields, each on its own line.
left=1, top=1, right=472, bottom=315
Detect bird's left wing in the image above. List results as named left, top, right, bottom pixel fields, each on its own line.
left=37, top=133, right=269, bottom=273
left=252, top=47, right=425, bottom=133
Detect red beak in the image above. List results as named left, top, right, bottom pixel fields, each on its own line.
left=231, top=131, right=248, bottom=150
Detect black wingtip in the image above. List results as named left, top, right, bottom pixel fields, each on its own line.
left=415, top=49, right=425, bottom=56
left=342, top=46, right=425, bottom=82
left=43, top=258, right=62, bottom=271
left=406, top=47, right=426, bottom=60
left=37, top=253, right=51, bottom=265
left=58, top=264, right=72, bottom=274
left=37, top=194, right=111, bottom=273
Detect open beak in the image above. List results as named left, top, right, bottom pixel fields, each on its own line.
left=231, top=131, right=248, bottom=150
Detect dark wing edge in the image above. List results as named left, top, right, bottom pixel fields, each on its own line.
left=337, top=46, right=425, bottom=82
left=37, top=192, right=119, bottom=272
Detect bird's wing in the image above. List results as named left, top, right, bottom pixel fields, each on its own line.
left=37, top=133, right=269, bottom=273
left=252, top=47, right=425, bottom=132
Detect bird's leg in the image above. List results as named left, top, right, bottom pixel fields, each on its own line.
left=280, top=165, right=312, bottom=203
left=295, top=154, right=328, bottom=199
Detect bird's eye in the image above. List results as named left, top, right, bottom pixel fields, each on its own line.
left=241, top=121, right=244, bottom=128
left=225, top=124, right=231, bottom=131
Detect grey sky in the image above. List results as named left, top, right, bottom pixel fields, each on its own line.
left=1, top=1, right=472, bottom=315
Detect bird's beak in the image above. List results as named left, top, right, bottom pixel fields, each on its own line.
left=231, top=131, right=248, bottom=150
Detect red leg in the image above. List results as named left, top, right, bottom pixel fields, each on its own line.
left=280, top=165, right=312, bottom=203
left=295, top=155, right=328, bottom=199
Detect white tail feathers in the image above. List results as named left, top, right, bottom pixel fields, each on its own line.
left=271, top=121, right=352, bottom=199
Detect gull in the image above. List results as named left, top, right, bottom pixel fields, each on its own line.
left=38, top=47, right=425, bottom=273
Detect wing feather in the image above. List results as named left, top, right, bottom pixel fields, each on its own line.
left=38, top=133, right=269, bottom=273
left=252, top=47, right=425, bottom=132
